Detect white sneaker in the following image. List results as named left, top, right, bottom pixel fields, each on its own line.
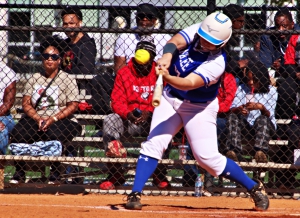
left=202, top=190, right=212, bottom=197
left=9, top=179, right=20, bottom=184
left=48, top=181, right=60, bottom=185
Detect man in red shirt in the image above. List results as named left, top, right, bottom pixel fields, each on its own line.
left=99, top=36, right=170, bottom=190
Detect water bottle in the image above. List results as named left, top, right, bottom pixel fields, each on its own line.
left=194, top=174, right=203, bottom=197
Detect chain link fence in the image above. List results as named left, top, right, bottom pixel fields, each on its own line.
left=0, top=1, right=299, bottom=198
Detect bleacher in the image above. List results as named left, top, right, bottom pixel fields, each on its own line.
left=0, top=73, right=297, bottom=196
left=0, top=1, right=300, bottom=197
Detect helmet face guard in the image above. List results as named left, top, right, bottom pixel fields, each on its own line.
left=197, top=12, right=232, bottom=47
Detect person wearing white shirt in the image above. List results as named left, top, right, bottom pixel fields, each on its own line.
left=114, top=3, right=171, bottom=73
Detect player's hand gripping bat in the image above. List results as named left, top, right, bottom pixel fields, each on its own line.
left=152, top=69, right=163, bottom=107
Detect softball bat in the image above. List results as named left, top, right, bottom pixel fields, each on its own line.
left=152, top=70, right=163, bottom=107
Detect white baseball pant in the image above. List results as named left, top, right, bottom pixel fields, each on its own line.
left=140, top=89, right=227, bottom=177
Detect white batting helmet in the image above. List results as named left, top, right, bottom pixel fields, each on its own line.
left=197, top=12, right=232, bottom=46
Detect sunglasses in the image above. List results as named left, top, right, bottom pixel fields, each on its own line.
left=41, top=53, right=60, bottom=60
left=137, top=14, right=155, bottom=20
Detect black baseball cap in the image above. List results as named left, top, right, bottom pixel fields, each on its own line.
left=136, top=3, right=159, bottom=18
left=136, top=35, right=156, bottom=56
left=61, top=6, right=83, bottom=21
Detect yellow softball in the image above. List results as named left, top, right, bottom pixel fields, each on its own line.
left=135, top=49, right=150, bottom=64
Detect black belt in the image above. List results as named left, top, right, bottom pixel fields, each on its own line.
left=169, top=90, right=208, bottom=104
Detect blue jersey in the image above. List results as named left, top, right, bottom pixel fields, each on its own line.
left=167, top=28, right=227, bottom=102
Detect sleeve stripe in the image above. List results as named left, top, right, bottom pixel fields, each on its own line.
left=196, top=73, right=209, bottom=86
left=179, top=31, right=190, bottom=45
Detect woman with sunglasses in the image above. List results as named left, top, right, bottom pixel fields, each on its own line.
left=10, top=35, right=82, bottom=185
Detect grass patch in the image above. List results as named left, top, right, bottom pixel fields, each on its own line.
left=85, top=146, right=105, bottom=157
left=167, top=169, right=184, bottom=177
left=84, top=125, right=98, bottom=137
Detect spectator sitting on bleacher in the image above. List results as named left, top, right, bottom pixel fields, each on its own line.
left=9, top=35, right=82, bottom=185
left=225, top=61, right=278, bottom=163
left=99, top=37, right=170, bottom=190
left=89, top=3, right=172, bottom=116
left=114, top=3, right=171, bottom=73
left=259, top=8, right=300, bottom=119
left=0, top=62, right=17, bottom=154
left=60, top=6, right=96, bottom=100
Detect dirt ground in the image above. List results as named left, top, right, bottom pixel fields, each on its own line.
left=0, top=194, right=299, bottom=218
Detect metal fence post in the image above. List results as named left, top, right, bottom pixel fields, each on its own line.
left=207, top=0, right=216, bottom=15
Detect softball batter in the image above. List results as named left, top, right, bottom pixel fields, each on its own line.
left=125, top=12, right=269, bottom=211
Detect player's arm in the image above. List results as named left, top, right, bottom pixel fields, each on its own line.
left=168, top=33, right=189, bottom=51
left=157, top=65, right=204, bottom=90
left=157, top=58, right=223, bottom=90
left=157, top=34, right=187, bottom=69
left=158, top=23, right=200, bottom=69
left=162, top=70, right=205, bottom=90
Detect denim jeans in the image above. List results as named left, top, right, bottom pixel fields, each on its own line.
left=0, top=114, right=15, bottom=154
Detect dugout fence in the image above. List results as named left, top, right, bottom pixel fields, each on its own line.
left=0, top=1, right=299, bottom=198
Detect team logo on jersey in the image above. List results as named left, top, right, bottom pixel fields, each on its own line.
left=207, top=24, right=219, bottom=33
left=178, top=50, right=194, bottom=72
left=141, top=92, right=149, bottom=100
